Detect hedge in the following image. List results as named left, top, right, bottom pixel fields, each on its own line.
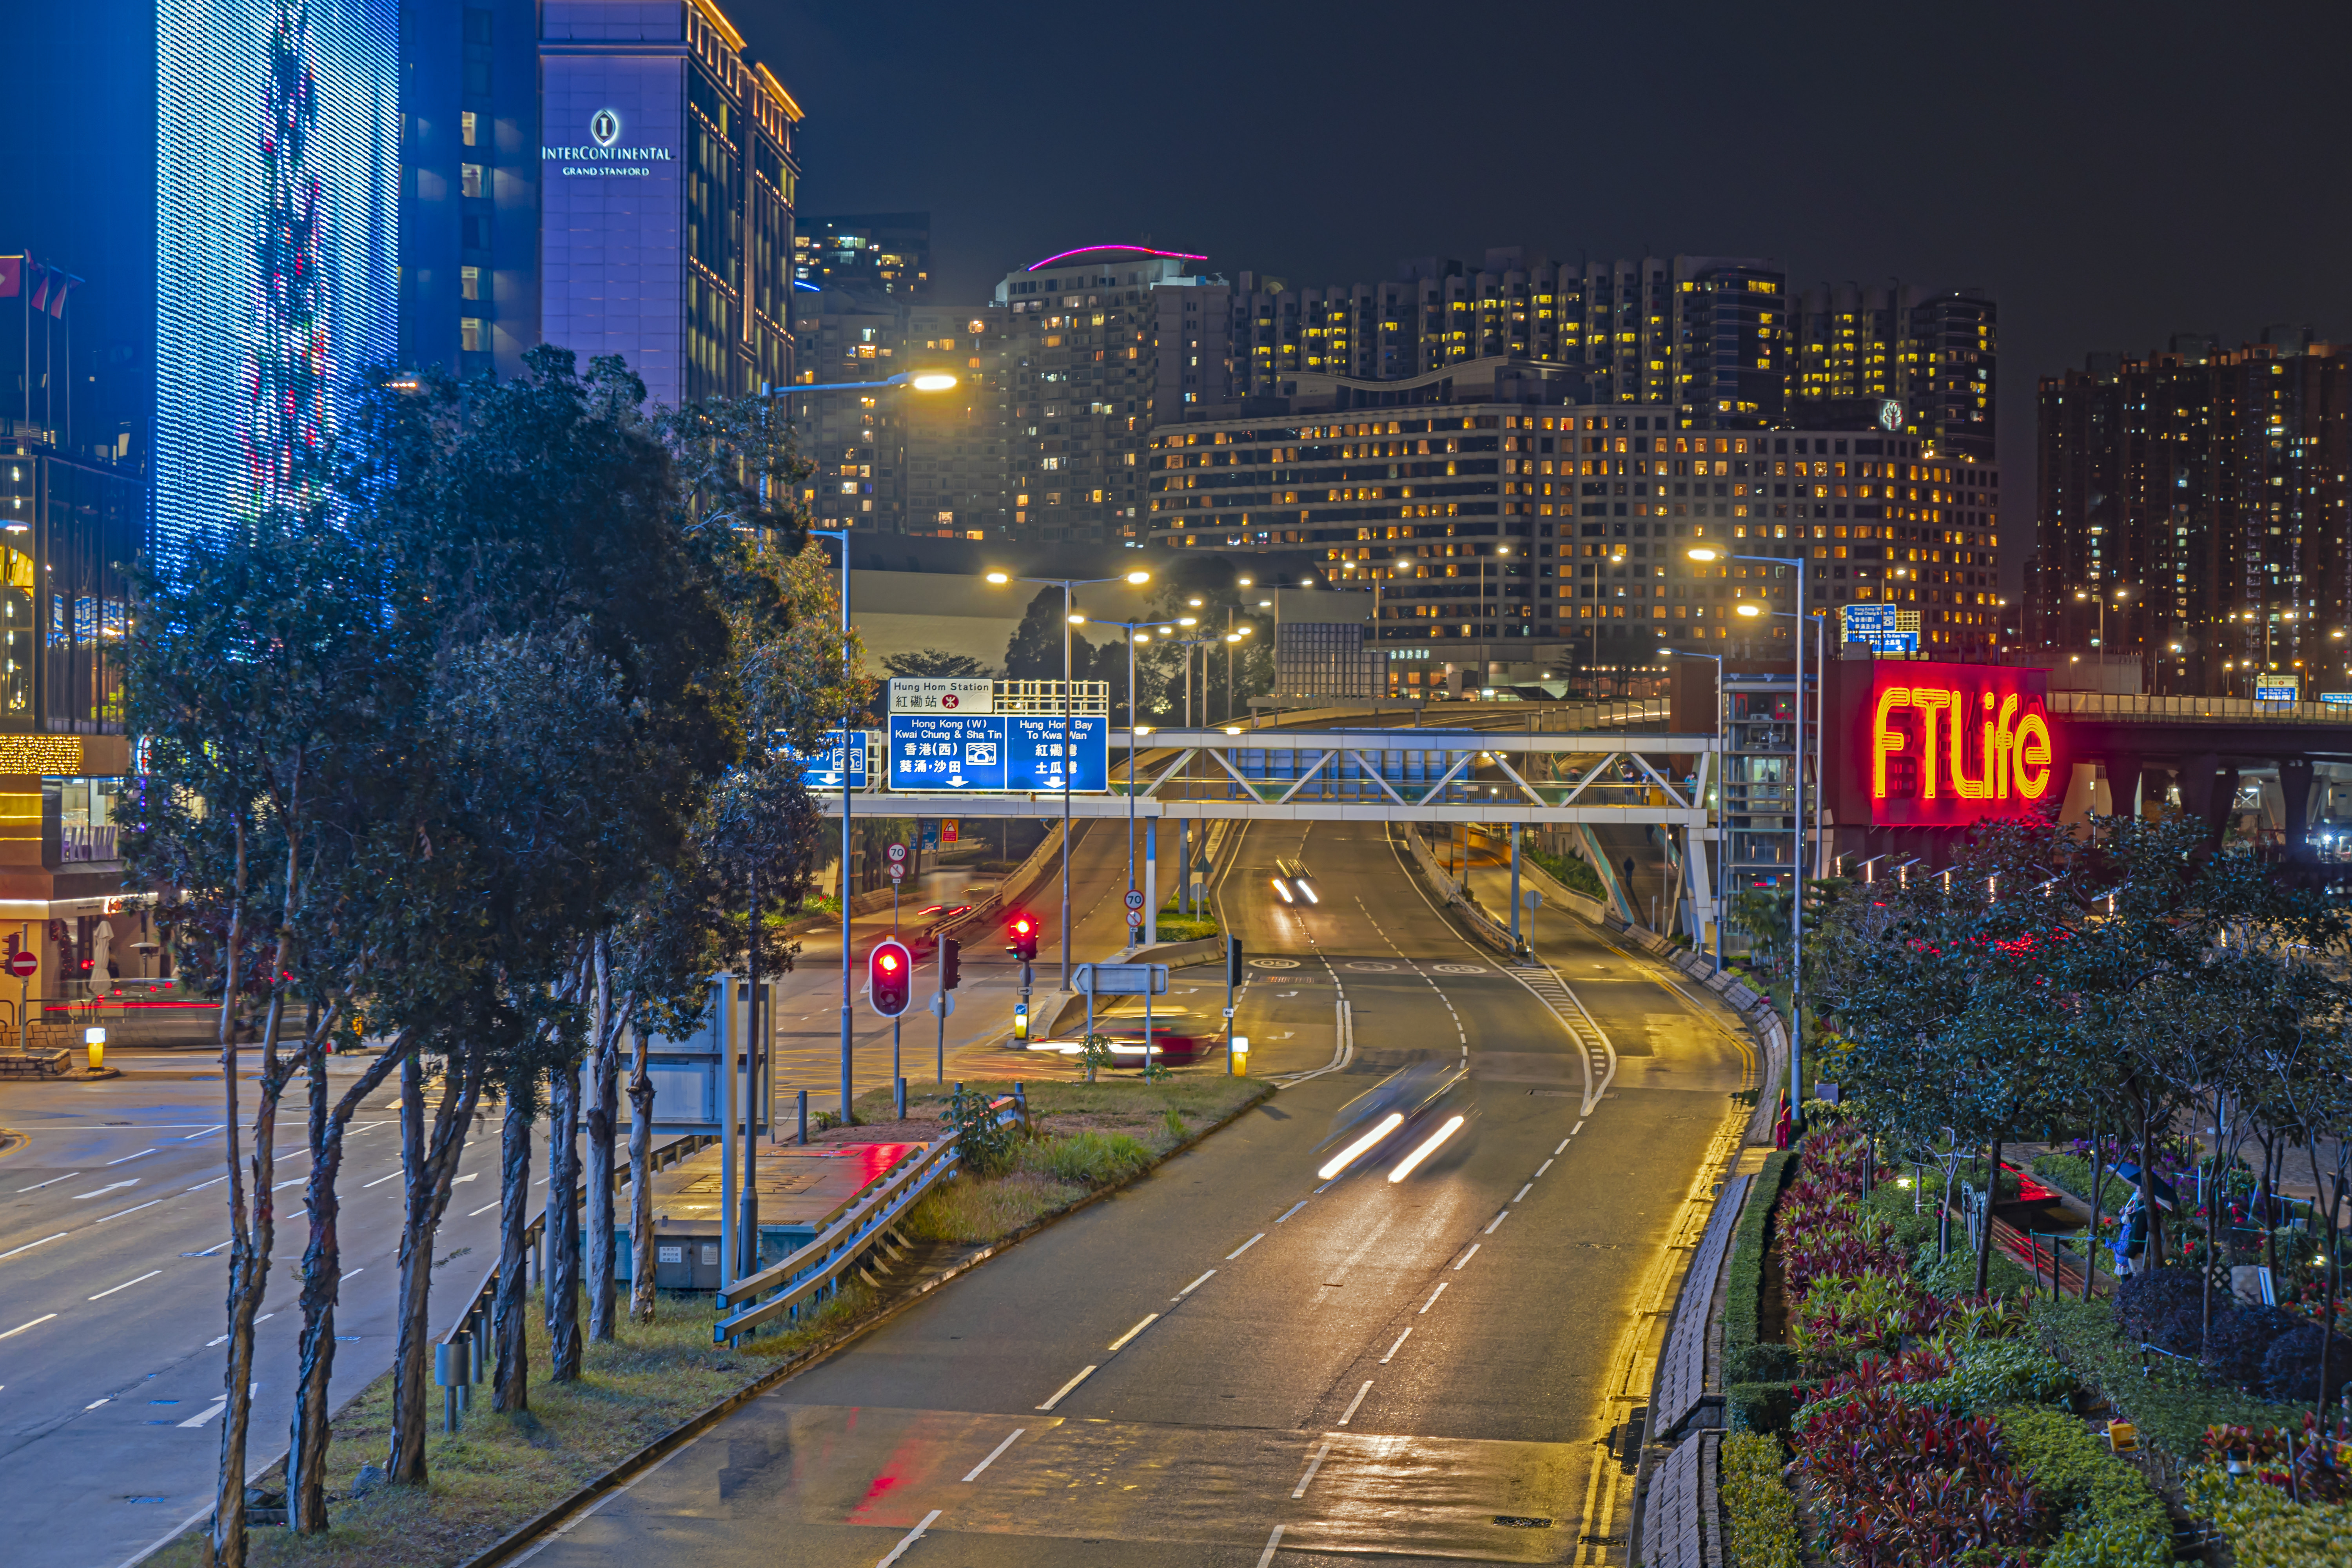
left=2033, top=1296, right=2317, bottom=1459
left=1992, top=1402, right=2172, bottom=1567
left=1721, top=1149, right=1799, bottom=1363
left=2184, top=1461, right=2352, bottom=1566
left=1719, top=1431, right=1802, bottom=1568
left=1727, top=1379, right=1803, bottom=1436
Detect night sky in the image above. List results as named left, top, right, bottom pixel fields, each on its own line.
left=741, top=0, right=2352, bottom=593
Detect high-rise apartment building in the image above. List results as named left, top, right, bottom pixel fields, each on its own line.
left=1793, top=283, right=1997, bottom=458
left=1147, top=401, right=2002, bottom=662
left=2031, top=332, right=2352, bottom=696
left=793, top=213, right=930, bottom=302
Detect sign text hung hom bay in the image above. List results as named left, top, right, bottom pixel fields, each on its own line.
left=1865, top=661, right=2058, bottom=828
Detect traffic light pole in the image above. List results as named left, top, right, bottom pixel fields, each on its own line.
left=891, top=878, right=901, bottom=1105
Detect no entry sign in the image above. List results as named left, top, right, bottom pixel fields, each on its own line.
left=7, top=950, right=36, bottom=978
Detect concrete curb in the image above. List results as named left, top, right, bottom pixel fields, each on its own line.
left=448, top=1077, right=1281, bottom=1568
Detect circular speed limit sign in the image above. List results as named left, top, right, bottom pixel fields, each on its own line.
left=1124, top=889, right=1144, bottom=910
left=886, top=842, right=909, bottom=865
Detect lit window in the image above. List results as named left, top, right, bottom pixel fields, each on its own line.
left=460, top=266, right=481, bottom=302
left=461, top=163, right=484, bottom=198
left=460, top=111, right=478, bottom=147
left=460, top=317, right=484, bottom=354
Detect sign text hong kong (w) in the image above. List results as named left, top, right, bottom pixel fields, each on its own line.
left=888, top=714, right=1109, bottom=793
left=1865, top=662, right=2059, bottom=828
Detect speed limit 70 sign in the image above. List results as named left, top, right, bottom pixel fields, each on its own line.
left=886, top=842, right=909, bottom=865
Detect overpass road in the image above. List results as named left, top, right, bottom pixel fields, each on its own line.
left=527, top=820, right=1753, bottom=1567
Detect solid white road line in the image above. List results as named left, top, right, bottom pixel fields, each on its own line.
left=99, top=1200, right=164, bottom=1223
left=1290, top=1439, right=1332, bottom=1498
left=0, top=1231, right=67, bottom=1260
left=1379, top=1327, right=1411, bottom=1364
left=960, top=1428, right=1024, bottom=1482
left=85, top=1397, right=109, bottom=1409
left=874, top=1507, right=940, bottom=1566
left=1174, top=1269, right=1214, bottom=1299
left=1256, top=1524, right=1287, bottom=1568
left=178, top=1125, right=227, bottom=1141
left=1485, top=1210, right=1509, bottom=1235
left=72, top=1180, right=137, bottom=1200
left=15, top=1172, right=79, bottom=1193
left=1227, top=1232, right=1265, bottom=1260
left=1454, top=1243, right=1480, bottom=1269
left=1106, top=1313, right=1159, bottom=1352
left=1274, top=1200, right=1308, bottom=1224
left=362, top=1172, right=400, bottom=1188
left=1515, top=1183, right=1533, bottom=1203
left=469, top=1201, right=498, bottom=1217
left=90, top=1269, right=162, bottom=1300
left=1338, top=1380, right=1372, bottom=1425
left=1535, top=1158, right=1554, bottom=1177
left=1419, top=1282, right=1448, bottom=1313
left=1035, top=1365, right=1096, bottom=1411
left=0, top=1312, right=57, bottom=1340
left=105, top=1148, right=158, bottom=1166
left=183, top=1175, right=229, bottom=1193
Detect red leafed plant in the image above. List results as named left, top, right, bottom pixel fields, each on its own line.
left=2200, top=1416, right=2352, bottom=1505
left=1792, top=1383, right=2045, bottom=1567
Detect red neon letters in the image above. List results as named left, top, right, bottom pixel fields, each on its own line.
left=1867, top=662, right=2057, bottom=827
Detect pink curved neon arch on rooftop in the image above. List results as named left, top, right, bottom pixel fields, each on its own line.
left=1025, top=244, right=1209, bottom=272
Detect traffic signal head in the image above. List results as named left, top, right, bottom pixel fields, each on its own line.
left=940, top=936, right=962, bottom=991
left=869, top=939, right=913, bottom=1018
left=1227, top=933, right=1245, bottom=987
left=1007, top=911, right=1039, bottom=963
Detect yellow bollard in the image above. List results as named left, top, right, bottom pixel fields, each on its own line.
left=85, top=1025, right=106, bottom=1073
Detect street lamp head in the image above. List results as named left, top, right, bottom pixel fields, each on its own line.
left=1258, top=599, right=1273, bottom=608
left=1237, top=576, right=1253, bottom=588
left=1737, top=603, right=1762, bottom=617
left=1188, top=597, right=1204, bottom=607
left=985, top=571, right=1010, bottom=584
left=1179, top=616, right=1198, bottom=626
left=1687, top=547, right=1720, bottom=562
left=1125, top=570, right=1151, bottom=584
left=908, top=372, right=959, bottom=392
left=1067, top=613, right=1087, bottom=626
left=1225, top=633, right=1242, bottom=643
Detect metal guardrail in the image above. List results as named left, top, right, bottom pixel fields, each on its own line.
left=2047, top=691, right=2352, bottom=724
left=711, top=1092, right=1030, bottom=1344
left=434, top=1130, right=722, bottom=1428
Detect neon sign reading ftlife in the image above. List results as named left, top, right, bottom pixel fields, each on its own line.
left=1868, top=662, right=2058, bottom=827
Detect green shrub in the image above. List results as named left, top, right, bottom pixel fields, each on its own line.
left=1527, top=844, right=1604, bottom=899
left=1727, top=1380, right=1802, bottom=1436
left=1914, top=1240, right=2036, bottom=1301
left=2184, top=1461, right=2352, bottom=1566
left=1724, top=1341, right=1798, bottom=1384
left=1907, top=1339, right=2076, bottom=1414
left=1150, top=913, right=1219, bottom=942
left=1723, top=1150, right=1800, bottom=1361
left=2033, top=1296, right=2317, bottom=1459
left=2031, top=1153, right=2137, bottom=1215
left=1020, top=1130, right=1154, bottom=1188
left=1160, top=1104, right=1186, bottom=1143
left=1992, top=1403, right=2172, bottom=1567
left=1720, top=1431, right=1801, bottom=1568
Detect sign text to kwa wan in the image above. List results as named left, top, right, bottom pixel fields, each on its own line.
left=1867, top=662, right=2057, bottom=827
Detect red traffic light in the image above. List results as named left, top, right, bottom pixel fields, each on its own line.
left=869, top=938, right=914, bottom=1018
left=1007, top=910, right=1039, bottom=963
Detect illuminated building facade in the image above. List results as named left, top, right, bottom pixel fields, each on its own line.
left=538, top=0, right=800, bottom=407
left=2031, top=332, right=2352, bottom=697
left=1148, top=402, right=2002, bottom=663
left=793, top=213, right=930, bottom=302
left=1793, top=283, right=1997, bottom=459
left=155, top=0, right=399, bottom=554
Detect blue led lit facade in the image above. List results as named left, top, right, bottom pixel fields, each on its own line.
left=155, top=0, right=399, bottom=553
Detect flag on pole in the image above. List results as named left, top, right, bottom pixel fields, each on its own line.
left=0, top=257, right=21, bottom=298
left=43, top=270, right=82, bottom=318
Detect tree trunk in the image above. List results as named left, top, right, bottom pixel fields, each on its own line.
left=215, top=995, right=290, bottom=1568
left=1973, top=1132, right=2004, bottom=1298
left=386, top=1038, right=486, bottom=1485
left=546, top=1058, right=583, bottom=1381
left=492, top=1076, right=535, bottom=1413
left=585, top=936, right=618, bottom=1343
left=2202, top=1089, right=2224, bottom=1360
left=287, top=1024, right=397, bottom=1532
left=2311, top=1141, right=2337, bottom=1430
left=628, top=1016, right=657, bottom=1325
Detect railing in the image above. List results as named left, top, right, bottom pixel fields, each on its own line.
left=711, top=1091, right=1030, bottom=1344
left=434, top=1130, right=722, bottom=1429
left=2048, top=691, right=2352, bottom=724
left=59, top=823, right=119, bottom=862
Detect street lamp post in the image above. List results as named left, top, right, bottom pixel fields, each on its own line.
left=987, top=570, right=1150, bottom=990
left=1691, top=545, right=1809, bottom=1135
left=771, top=369, right=958, bottom=1129
left=1086, top=613, right=1194, bottom=930
left=1662, top=644, right=1727, bottom=974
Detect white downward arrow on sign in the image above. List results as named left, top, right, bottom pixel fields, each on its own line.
left=73, top=1180, right=139, bottom=1200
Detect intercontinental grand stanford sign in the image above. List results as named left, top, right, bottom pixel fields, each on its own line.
left=1864, top=661, right=2059, bottom=828
left=543, top=107, right=673, bottom=177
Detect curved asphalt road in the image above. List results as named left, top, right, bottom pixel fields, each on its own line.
left=524, top=817, right=1753, bottom=1567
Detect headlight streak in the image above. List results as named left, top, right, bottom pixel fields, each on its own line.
left=1317, top=1112, right=1404, bottom=1180
left=1387, top=1114, right=1466, bottom=1182
left=1272, top=878, right=1293, bottom=903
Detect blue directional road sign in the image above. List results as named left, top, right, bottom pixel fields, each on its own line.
left=796, top=730, right=875, bottom=789
left=887, top=713, right=1107, bottom=793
